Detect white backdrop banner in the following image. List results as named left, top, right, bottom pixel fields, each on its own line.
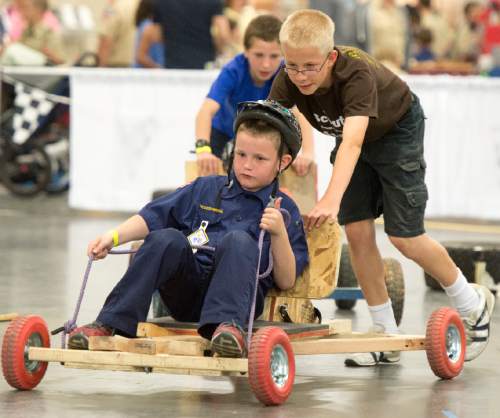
left=69, top=69, right=500, bottom=220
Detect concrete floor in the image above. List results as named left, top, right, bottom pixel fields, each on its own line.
left=1, top=189, right=500, bottom=418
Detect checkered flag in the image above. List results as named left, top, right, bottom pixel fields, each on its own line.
left=12, top=82, right=55, bottom=145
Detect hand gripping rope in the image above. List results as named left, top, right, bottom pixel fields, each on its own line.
left=52, top=208, right=290, bottom=352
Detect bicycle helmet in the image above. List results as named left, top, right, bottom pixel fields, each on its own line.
left=233, top=100, right=302, bottom=162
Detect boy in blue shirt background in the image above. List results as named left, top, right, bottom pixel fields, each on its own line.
left=195, top=14, right=314, bottom=178
left=68, top=101, right=309, bottom=358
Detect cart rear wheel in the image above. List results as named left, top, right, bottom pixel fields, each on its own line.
left=425, top=307, right=465, bottom=379
left=248, top=327, right=295, bottom=406
left=335, top=244, right=358, bottom=310
left=424, top=241, right=500, bottom=291
left=2, top=315, right=50, bottom=390
left=384, top=258, right=405, bottom=326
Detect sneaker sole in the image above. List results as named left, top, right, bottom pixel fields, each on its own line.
left=211, top=333, right=244, bottom=358
left=68, top=334, right=89, bottom=350
left=465, top=284, right=496, bottom=361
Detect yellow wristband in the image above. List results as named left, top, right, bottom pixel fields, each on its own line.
left=110, top=229, right=119, bottom=247
left=195, top=145, right=212, bottom=154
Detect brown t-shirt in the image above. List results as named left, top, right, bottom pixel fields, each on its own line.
left=269, top=46, right=412, bottom=142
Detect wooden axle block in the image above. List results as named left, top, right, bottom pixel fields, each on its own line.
left=29, top=347, right=248, bottom=373
left=291, top=334, right=426, bottom=355
left=0, top=313, right=19, bottom=322
left=64, top=362, right=245, bottom=377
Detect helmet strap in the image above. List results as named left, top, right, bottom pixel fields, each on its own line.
left=270, top=140, right=286, bottom=200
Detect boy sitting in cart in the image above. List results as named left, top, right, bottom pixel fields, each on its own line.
left=68, top=100, right=309, bottom=358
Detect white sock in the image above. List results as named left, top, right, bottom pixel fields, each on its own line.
left=368, top=300, right=399, bottom=334
left=442, top=269, right=479, bottom=317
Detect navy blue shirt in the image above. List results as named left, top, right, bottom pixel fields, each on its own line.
left=139, top=175, right=309, bottom=291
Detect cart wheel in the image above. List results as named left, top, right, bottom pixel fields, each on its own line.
left=248, top=327, right=295, bottom=406
left=425, top=307, right=465, bottom=380
left=384, top=258, right=405, bottom=326
left=424, top=241, right=500, bottom=291
left=0, top=145, right=52, bottom=197
left=1, top=315, right=50, bottom=390
left=424, top=272, right=443, bottom=291
left=335, top=244, right=358, bottom=310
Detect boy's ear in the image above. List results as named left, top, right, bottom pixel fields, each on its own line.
left=329, top=50, right=339, bottom=66
left=279, top=154, right=293, bottom=172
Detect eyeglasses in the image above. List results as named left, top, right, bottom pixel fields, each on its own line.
left=283, top=53, right=331, bottom=76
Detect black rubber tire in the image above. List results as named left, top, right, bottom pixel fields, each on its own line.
left=335, top=246, right=405, bottom=325
left=424, top=241, right=500, bottom=291
left=424, top=272, right=443, bottom=291
left=0, top=145, right=51, bottom=196
left=335, top=244, right=358, bottom=310
left=384, top=258, right=405, bottom=326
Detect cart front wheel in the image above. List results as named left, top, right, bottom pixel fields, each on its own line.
left=248, top=326, right=295, bottom=406
left=425, top=307, right=465, bottom=379
left=2, top=315, right=50, bottom=390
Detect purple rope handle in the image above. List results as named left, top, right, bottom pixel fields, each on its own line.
left=246, top=208, right=290, bottom=349
left=57, top=249, right=137, bottom=348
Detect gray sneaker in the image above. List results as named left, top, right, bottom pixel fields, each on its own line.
left=344, top=325, right=400, bottom=367
left=462, top=284, right=495, bottom=361
left=344, top=350, right=400, bottom=367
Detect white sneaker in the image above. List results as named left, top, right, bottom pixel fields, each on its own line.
left=462, top=284, right=495, bottom=361
left=344, top=325, right=400, bottom=367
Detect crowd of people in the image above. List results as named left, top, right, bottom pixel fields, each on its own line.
left=0, top=0, right=499, bottom=75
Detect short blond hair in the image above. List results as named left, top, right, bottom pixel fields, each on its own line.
left=280, top=10, right=335, bottom=54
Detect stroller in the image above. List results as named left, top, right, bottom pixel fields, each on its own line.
left=0, top=70, right=70, bottom=196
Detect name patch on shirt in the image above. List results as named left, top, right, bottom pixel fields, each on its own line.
left=199, top=204, right=223, bottom=214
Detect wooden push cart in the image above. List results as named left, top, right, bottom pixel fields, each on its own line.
left=1, top=221, right=466, bottom=406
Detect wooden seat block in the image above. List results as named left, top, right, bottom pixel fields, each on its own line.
left=267, top=221, right=341, bottom=299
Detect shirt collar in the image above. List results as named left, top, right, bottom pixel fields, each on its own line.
left=222, top=173, right=277, bottom=207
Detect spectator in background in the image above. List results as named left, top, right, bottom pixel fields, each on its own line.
left=153, top=0, right=231, bottom=69
left=0, top=0, right=64, bottom=65
left=133, top=0, right=164, bottom=68
left=309, top=0, right=370, bottom=51
left=251, top=0, right=280, bottom=16
left=0, top=0, right=60, bottom=43
left=452, top=1, right=483, bottom=63
left=489, top=46, right=500, bottom=76
left=223, top=0, right=257, bottom=57
left=480, top=0, right=500, bottom=55
left=413, top=27, right=435, bottom=62
left=417, top=0, right=454, bottom=59
left=369, top=0, right=409, bottom=70
left=97, top=0, right=139, bottom=67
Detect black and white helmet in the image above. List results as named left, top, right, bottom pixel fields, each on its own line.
left=233, top=100, right=302, bottom=162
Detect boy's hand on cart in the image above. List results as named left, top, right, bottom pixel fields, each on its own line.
left=292, top=154, right=313, bottom=177
left=197, top=153, right=221, bottom=176
left=304, top=198, right=338, bottom=231
left=260, top=198, right=286, bottom=236
left=87, top=234, right=114, bottom=259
